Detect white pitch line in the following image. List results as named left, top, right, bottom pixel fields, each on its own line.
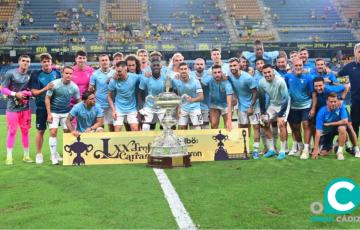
left=153, top=168, right=197, bottom=230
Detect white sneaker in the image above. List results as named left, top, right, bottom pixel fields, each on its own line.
left=355, top=151, right=360, bottom=158
left=51, top=154, right=59, bottom=165
left=288, top=148, right=300, bottom=156
left=300, top=149, right=309, bottom=160
left=35, top=154, right=43, bottom=164
left=56, top=152, right=63, bottom=162
left=337, top=152, right=345, bottom=160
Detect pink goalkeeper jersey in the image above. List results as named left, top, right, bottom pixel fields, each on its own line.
left=71, top=65, right=94, bottom=106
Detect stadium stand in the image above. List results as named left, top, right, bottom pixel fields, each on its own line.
left=15, top=0, right=100, bottom=45
left=262, top=0, right=357, bottom=42
left=146, top=0, right=230, bottom=44
left=0, top=0, right=18, bottom=44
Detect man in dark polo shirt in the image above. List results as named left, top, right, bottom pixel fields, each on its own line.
left=338, top=43, right=360, bottom=137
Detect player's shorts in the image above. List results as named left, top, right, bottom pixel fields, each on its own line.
left=103, top=107, right=113, bottom=125
left=140, top=107, right=166, bottom=124
left=178, top=109, right=203, bottom=126
left=6, top=109, right=32, bottom=131
left=36, top=108, right=47, bottom=130
left=319, top=128, right=338, bottom=151
left=210, top=105, right=228, bottom=116
left=48, top=112, right=68, bottom=129
left=288, top=107, right=311, bottom=124
left=266, top=100, right=290, bottom=121
left=113, top=111, right=138, bottom=126
left=201, top=110, right=210, bottom=123
left=238, top=110, right=260, bottom=125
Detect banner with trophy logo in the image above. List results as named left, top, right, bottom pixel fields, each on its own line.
left=62, top=129, right=249, bottom=166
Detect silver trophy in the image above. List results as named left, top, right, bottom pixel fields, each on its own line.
left=146, top=75, right=191, bottom=168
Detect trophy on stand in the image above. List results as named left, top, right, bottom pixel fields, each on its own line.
left=146, top=75, right=191, bottom=168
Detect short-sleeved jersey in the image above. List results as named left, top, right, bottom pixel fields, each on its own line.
left=228, top=71, right=257, bottom=112
left=258, top=75, right=289, bottom=108
left=108, top=73, right=141, bottom=113
left=172, top=77, right=203, bottom=112
left=139, top=75, right=167, bottom=109
left=310, top=70, right=339, bottom=84
left=316, top=104, right=348, bottom=135
left=285, top=73, right=313, bottom=109
left=242, top=51, right=279, bottom=67
left=30, top=69, right=61, bottom=109
left=70, top=102, right=103, bottom=132
left=202, top=77, right=233, bottom=109
left=71, top=65, right=94, bottom=105
left=46, top=79, right=80, bottom=113
left=89, top=68, right=115, bottom=109
left=315, top=85, right=345, bottom=109
left=191, top=71, right=211, bottom=111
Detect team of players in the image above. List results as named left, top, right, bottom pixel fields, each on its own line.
left=2, top=41, right=360, bottom=165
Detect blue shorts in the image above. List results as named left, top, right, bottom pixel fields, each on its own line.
left=36, top=108, right=48, bottom=131
left=288, top=108, right=311, bottom=124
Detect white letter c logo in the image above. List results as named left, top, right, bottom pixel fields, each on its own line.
left=327, top=181, right=355, bottom=212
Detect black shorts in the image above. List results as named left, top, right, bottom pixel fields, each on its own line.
left=319, top=128, right=337, bottom=151
left=36, top=108, right=48, bottom=131
left=288, top=108, right=311, bottom=124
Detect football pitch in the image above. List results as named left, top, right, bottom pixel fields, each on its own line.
left=0, top=115, right=359, bottom=229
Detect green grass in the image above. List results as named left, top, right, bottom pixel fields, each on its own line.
left=0, top=116, right=176, bottom=229
left=166, top=159, right=360, bottom=229
left=1, top=115, right=360, bottom=229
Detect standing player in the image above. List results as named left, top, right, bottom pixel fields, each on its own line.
left=1, top=55, right=33, bottom=165
left=311, top=58, right=338, bottom=84
left=45, top=66, right=81, bottom=165
left=228, top=58, right=260, bottom=158
left=258, top=64, right=290, bottom=160
left=112, top=52, right=124, bottom=67
left=202, top=65, right=233, bottom=130
left=139, top=59, right=167, bottom=130
left=89, top=54, right=116, bottom=131
left=299, top=48, right=315, bottom=72
left=71, top=50, right=94, bottom=106
left=30, top=53, right=61, bottom=164
left=172, top=62, right=204, bottom=130
left=275, top=55, right=291, bottom=77
left=137, top=49, right=150, bottom=72
left=108, top=61, right=142, bottom=132
left=167, top=53, right=184, bottom=79
left=207, top=48, right=230, bottom=75
left=312, top=93, right=349, bottom=160
left=285, top=58, right=316, bottom=159
left=338, top=43, right=360, bottom=139
left=193, top=58, right=211, bottom=129
left=242, top=40, right=281, bottom=67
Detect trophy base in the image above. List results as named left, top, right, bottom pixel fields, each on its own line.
left=147, top=154, right=191, bottom=169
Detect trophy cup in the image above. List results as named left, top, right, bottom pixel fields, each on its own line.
left=146, top=75, right=191, bottom=168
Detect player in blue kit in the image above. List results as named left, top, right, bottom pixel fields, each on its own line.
left=108, top=61, right=142, bottom=132
left=258, top=65, right=290, bottom=160
left=206, top=48, right=230, bottom=76
left=285, top=58, right=316, bottom=160
left=228, top=57, right=260, bottom=158
left=337, top=43, right=360, bottom=138
left=66, top=91, right=104, bottom=137
left=299, top=48, right=315, bottom=72
left=311, top=58, right=339, bottom=84
left=242, top=40, right=280, bottom=67
left=89, top=54, right=116, bottom=132
left=313, top=77, right=360, bottom=157
left=139, top=59, right=167, bottom=131
left=192, top=58, right=211, bottom=129
left=30, top=53, right=61, bottom=164
left=202, top=65, right=233, bottom=130
left=45, top=66, right=81, bottom=165
left=172, top=62, right=204, bottom=130
left=312, top=93, right=349, bottom=160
